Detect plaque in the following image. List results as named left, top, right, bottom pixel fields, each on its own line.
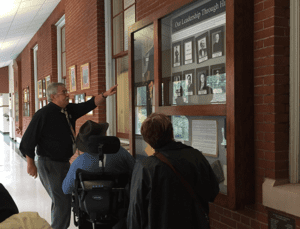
left=196, top=32, right=210, bottom=64
left=183, top=37, right=194, bottom=65
left=183, top=69, right=195, bottom=96
left=172, top=42, right=182, bottom=67
left=268, top=211, right=295, bottom=229
left=210, top=26, right=225, bottom=59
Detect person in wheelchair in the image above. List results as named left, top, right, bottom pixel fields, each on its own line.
left=62, top=120, right=135, bottom=195
left=62, top=120, right=135, bottom=229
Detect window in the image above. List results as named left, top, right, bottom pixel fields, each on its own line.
left=56, top=15, right=65, bottom=83
left=61, top=26, right=66, bottom=85
left=112, top=0, right=136, bottom=139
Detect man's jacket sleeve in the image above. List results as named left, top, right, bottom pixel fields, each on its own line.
left=19, top=111, right=44, bottom=159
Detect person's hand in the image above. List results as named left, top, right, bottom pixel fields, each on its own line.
left=27, top=163, right=38, bottom=179
left=104, top=84, right=118, bottom=97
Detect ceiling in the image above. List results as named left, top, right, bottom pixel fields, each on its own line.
left=0, top=0, right=61, bottom=68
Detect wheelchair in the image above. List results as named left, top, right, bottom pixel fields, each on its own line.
left=72, top=136, right=130, bottom=229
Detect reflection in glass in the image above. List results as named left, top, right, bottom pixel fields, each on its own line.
left=113, top=0, right=122, bottom=16
left=134, top=24, right=154, bottom=158
left=135, top=107, right=147, bottom=135
left=113, top=13, right=124, bottom=55
left=124, top=0, right=135, bottom=9
left=172, top=116, right=189, bottom=141
left=161, top=0, right=226, bottom=106
left=117, top=56, right=130, bottom=135
left=124, top=5, right=135, bottom=51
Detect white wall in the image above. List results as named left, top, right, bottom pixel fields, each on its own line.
left=8, top=62, right=15, bottom=139
left=0, top=94, right=10, bottom=133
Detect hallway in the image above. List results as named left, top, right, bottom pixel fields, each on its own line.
left=0, top=132, right=77, bottom=228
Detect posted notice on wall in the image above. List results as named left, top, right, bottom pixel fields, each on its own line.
left=192, top=119, right=218, bottom=157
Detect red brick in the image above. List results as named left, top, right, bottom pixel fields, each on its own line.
left=251, top=219, right=261, bottom=228
left=254, top=8, right=275, bottom=22
left=255, top=2, right=264, bottom=13
left=264, top=94, right=275, bottom=103
left=254, top=40, right=264, bottom=50
left=223, top=209, right=232, bottom=218
left=254, top=77, right=264, bottom=86
left=220, top=216, right=237, bottom=228
left=238, top=223, right=252, bottom=229
left=240, top=215, right=251, bottom=225
left=254, top=95, right=264, bottom=104
left=255, top=148, right=265, bottom=159
left=232, top=212, right=241, bottom=222
left=254, top=28, right=275, bottom=41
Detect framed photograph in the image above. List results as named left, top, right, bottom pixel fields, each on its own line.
left=43, top=100, right=47, bottom=107
left=42, top=79, right=46, bottom=97
left=69, top=65, right=76, bottom=92
left=196, top=32, right=210, bottom=64
left=172, top=42, right=181, bottom=67
left=74, top=94, right=79, bottom=104
left=78, top=93, right=85, bottom=103
left=183, top=69, right=195, bottom=96
left=196, top=67, right=210, bottom=95
left=38, top=80, right=42, bottom=98
left=135, top=106, right=147, bottom=135
left=172, top=72, right=182, bottom=105
left=209, top=64, right=226, bottom=94
left=81, top=63, right=90, bottom=90
left=24, top=88, right=28, bottom=103
left=210, top=26, right=225, bottom=58
left=183, top=37, right=194, bottom=65
left=86, top=96, right=93, bottom=115
left=39, top=101, right=42, bottom=109
left=69, top=98, right=73, bottom=103
left=45, top=75, right=51, bottom=91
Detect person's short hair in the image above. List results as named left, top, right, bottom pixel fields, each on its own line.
left=46, top=82, right=65, bottom=102
left=141, top=113, right=174, bottom=149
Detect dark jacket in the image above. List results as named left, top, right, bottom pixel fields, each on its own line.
left=127, top=141, right=219, bottom=229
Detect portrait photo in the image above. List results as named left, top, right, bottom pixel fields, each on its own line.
left=196, top=32, right=210, bottom=64
left=45, top=75, right=51, bottom=91
left=172, top=42, right=181, bottom=67
left=183, top=37, right=194, bottom=65
left=81, top=63, right=90, bottom=90
left=74, top=94, right=79, bottom=104
left=42, top=79, right=46, bottom=97
left=79, top=93, right=85, bottom=103
left=210, top=26, right=224, bottom=58
left=69, top=65, right=76, bottom=92
left=196, top=67, right=210, bottom=95
left=38, top=80, right=42, bottom=98
left=172, top=72, right=182, bottom=104
left=210, top=64, right=226, bottom=94
left=183, top=70, right=195, bottom=96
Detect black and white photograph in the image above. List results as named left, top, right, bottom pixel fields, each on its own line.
left=74, top=94, right=79, bottom=104
left=183, top=70, right=195, bottom=96
left=196, top=67, right=210, bottom=95
left=210, top=64, right=226, bottom=94
left=183, top=37, right=194, bottom=65
left=196, top=32, right=210, bottom=64
left=172, top=42, right=181, bottom=67
left=210, top=26, right=224, bottom=58
left=78, top=93, right=85, bottom=103
left=172, top=72, right=182, bottom=104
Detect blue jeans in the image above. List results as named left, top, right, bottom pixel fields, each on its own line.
left=37, top=156, right=71, bottom=229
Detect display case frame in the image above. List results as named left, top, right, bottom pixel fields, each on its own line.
left=128, top=0, right=254, bottom=210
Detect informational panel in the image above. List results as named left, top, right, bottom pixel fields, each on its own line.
left=191, top=119, right=218, bottom=157
left=268, top=212, right=295, bottom=229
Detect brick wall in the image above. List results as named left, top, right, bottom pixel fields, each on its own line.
left=0, top=66, right=9, bottom=93
left=65, top=0, right=106, bottom=133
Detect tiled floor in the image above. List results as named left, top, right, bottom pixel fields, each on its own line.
left=0, top=133, right=77, bottom=229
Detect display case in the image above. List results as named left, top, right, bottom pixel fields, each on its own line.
left=129, top=0, right=254, bottom=210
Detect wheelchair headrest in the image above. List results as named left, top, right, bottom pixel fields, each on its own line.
left=87, top=136, right=120, bottom=155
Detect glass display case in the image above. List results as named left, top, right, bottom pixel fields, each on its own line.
left=128, top=0, right=254, bottom=210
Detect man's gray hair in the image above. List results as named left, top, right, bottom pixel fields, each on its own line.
left=47, top=82, right=65, bottom=102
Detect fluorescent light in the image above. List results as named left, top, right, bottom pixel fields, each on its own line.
left=0, top=1, right=20, bottom=17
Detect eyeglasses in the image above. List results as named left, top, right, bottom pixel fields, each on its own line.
left=56, top=90, right=69, bottom=95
